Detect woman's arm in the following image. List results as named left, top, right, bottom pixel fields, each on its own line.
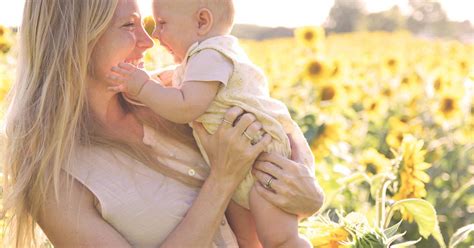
left=38, top=171, right=132, bottom=247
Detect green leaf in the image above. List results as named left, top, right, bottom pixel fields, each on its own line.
left=386, top=232, right=407, bottom=247
left=391, top=238, right=421, bottom=248
left=384, top=220, right=403, bottom=238
left=449, top=224, right=474, bottom=248
left=390, top=199, right=446, bottom=247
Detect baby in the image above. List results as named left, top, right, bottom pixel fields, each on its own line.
left=108, top=0, right=314, bottom=246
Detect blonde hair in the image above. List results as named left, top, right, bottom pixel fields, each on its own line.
left=2, top=0, right=203, bottom=247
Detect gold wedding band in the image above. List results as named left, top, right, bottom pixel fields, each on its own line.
left=264, top=177, right=273, bottom=189
left=223, top=119, right=233, bottom=125
left=243, top=131, right=253, bottom=141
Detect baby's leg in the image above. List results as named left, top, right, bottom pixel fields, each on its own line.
left=226, top=200, right=262, bottom=248
left=250, top=187, right=311, bottom=247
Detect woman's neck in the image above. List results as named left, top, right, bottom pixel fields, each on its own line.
left=86, top=78, right=133, bottom=128
left=86, top=82, right=144, bottom=142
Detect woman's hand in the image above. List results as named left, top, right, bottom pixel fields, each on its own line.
left=252, top=135, right=324, bottom=219
left=193, top=107, right=272, bottom=190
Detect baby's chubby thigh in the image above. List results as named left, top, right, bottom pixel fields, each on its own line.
left=230, top=133, right=291, bottom=209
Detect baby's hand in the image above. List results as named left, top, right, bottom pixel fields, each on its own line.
left=158, top=69, right=175, bottom=87
left=107, top=62, right=151, bottom=96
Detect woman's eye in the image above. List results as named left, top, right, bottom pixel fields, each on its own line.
left=123, top=22, right=135, bottom=28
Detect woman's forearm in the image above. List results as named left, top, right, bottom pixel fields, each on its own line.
left=160, top=173, right=238, bottom=248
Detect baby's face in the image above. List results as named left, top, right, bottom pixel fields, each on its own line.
left=152, top=0, right=199, bottom=63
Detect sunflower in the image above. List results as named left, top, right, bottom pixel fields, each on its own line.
left=0, top=25, right=5, bottom=37
left=359, top=148, right=391, bottom=175
left=311, top=120, right=346, bottom=160
left=393, top=135, right=432, bottom=222
left=303, top=58, right=331, bottom=84
left=385, top=116, right=422, bottom=149
left=294, top=26, right=325, bottom=50
left=310, top=226, right=351, bottom=248
left=386, top=57, right=398, bottom=73
left=432, top=75, right=452, bottom=94
left=0, top=36, right=11, bottom=54
left=433, top=88, right=464, bottom=125
left=315, top=81, right=346, bottom=112
left=304, top=220, right=351, bottom=248
left=363, top=96, right=389, bottom=122
left=0, top=77, right=12, bottom=103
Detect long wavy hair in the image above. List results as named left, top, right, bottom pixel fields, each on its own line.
left=2, top=0, right=203, bottom=247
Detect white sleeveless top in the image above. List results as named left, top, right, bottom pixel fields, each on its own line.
left=63, top=125, right=238, bottom=247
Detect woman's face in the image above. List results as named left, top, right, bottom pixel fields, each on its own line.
left=89, top=0, right=154, bottom=86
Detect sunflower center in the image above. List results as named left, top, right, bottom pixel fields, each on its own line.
left=434, top=79, right=442, bottom=90
left=0, top=27, right=4, bottom=36
left=387, top=58, right=396, bottom=67
left=397, top=133, right=404, bottom=143
left=321, top=86, right=336, bottom=101
left=401, top=77, right=409, bottom=85
left=304, top=31, right=314, bottom=41
left=309, top=62, right=322, bottom=75
left=383, top=88, right=392, bottom=97
left=369, top=102, right=377, bottom=111
left=366, top=163, right=378, bottom=175
left=441, top=98, right=455, bottom=113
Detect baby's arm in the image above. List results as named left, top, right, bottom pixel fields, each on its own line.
left=107, top=63, right=219, bottom=124
left=140, top=79, right=220, bottom=123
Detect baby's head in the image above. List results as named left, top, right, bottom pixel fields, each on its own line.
left=152, top=0, right=235, bottom=63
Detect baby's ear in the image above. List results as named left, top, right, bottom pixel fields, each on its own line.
left=196, top=8, right=213, bottom=35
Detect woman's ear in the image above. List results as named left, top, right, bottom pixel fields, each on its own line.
left=196, top=8, right=214, bottom=36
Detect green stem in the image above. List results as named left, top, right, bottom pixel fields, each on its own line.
left=376, top=179, right=393, bottom=230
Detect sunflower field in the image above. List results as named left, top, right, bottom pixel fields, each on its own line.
left=0, top=22, right=473, bottom=247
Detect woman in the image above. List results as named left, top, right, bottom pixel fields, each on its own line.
left=2, top=0, right=324, bottom=247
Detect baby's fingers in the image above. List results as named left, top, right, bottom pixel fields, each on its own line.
left=107, top=85, right=126, bottom=92
left=106, top=74, right=126, bottom=84
left=111, top=66, right=132, bottom=76
left=118, top=62, right=137, bottom=71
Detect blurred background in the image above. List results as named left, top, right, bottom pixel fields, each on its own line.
left=1, top=0, right=473, bottom=41
left=0, top=0, right=473, bottom=247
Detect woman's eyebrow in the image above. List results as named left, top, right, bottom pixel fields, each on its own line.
left=118, top=12, right=141, bottom=21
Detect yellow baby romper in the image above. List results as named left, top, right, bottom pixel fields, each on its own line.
left=173, top=35, right=313, bottom=209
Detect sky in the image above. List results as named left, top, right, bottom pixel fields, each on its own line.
left=0, top=0, right=472, bottom=28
